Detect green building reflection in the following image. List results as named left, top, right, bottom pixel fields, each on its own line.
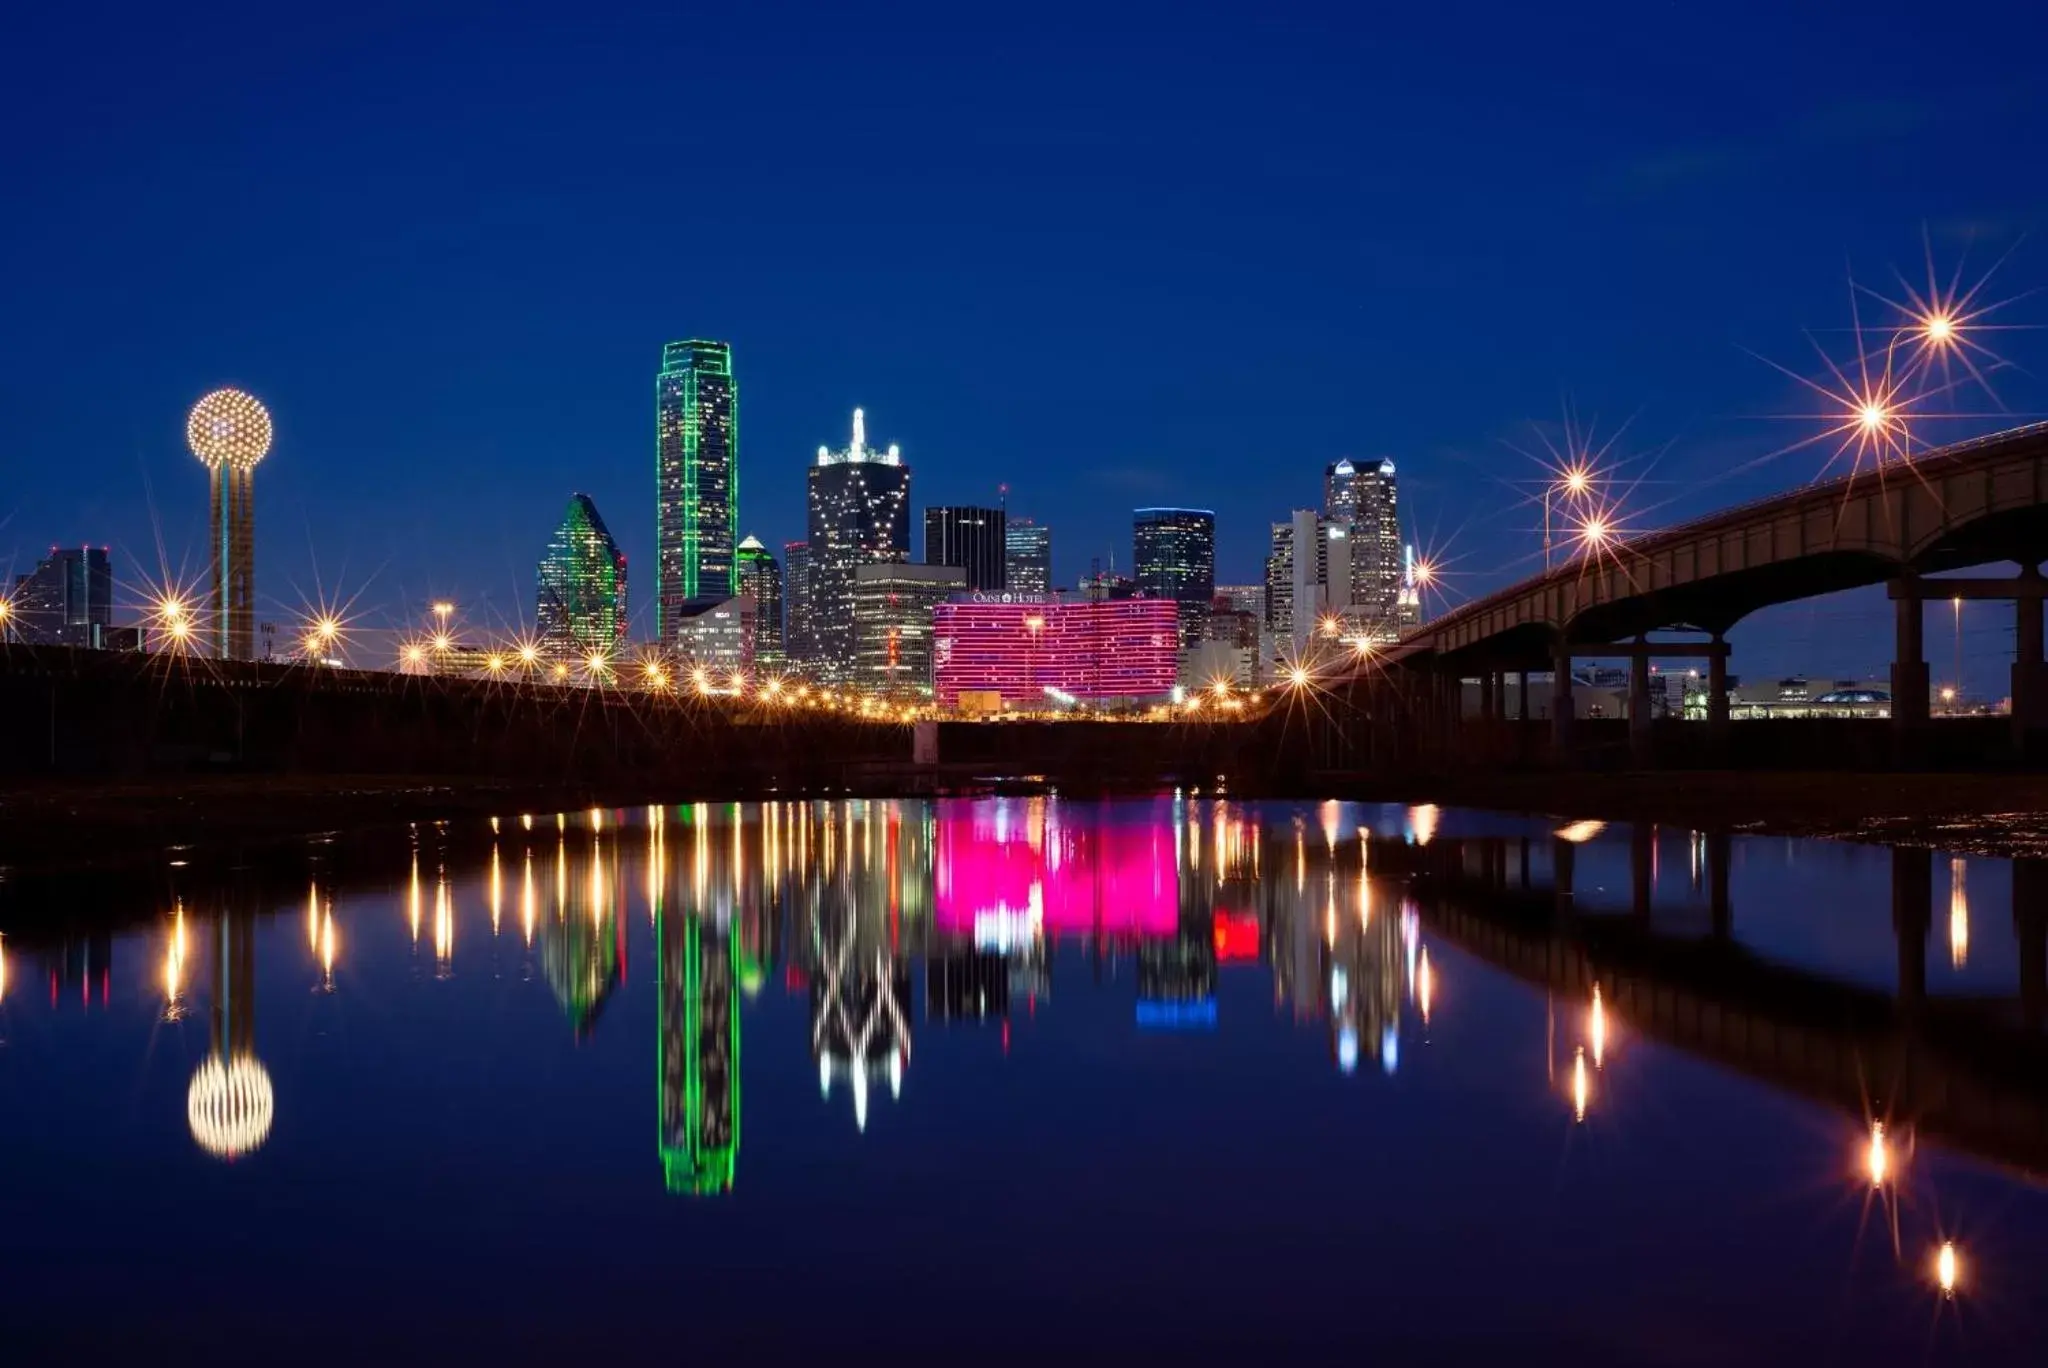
left=660, top=908, right=739, bottom=1194
left=541, top=831, right=624, bottom=1037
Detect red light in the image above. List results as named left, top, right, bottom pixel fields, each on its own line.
left=1214, top=911, right=1260, bottom=962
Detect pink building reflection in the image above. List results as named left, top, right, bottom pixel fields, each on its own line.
left=935, top=800, right=1179, bottom=944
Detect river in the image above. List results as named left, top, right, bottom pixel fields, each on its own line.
left=2, top=796, right=2045, bottom=1362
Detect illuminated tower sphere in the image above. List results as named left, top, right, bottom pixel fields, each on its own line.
left=187, top=388, right=273, bottom=661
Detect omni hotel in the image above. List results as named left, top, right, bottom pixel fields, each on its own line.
left=931, top=594, right=1180, bottom=709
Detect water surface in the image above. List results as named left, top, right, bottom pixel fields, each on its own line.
left=3, top=797, right=2046, bottom=1362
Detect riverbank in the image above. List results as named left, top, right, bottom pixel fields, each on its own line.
left=7, top=769, right=2048, bottom=882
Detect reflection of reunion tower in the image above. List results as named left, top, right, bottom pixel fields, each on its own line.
left=187, top=388, right=274, bottom=660
left=187, top=909, right=274, bottom=1160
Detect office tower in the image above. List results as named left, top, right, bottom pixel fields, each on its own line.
left=674, top=597, right=756, bottom=673
left=8, top=546, right=111, bottom=646
left=1132, top=508, right=1215, bottom=648
left=1214, top=584, right=1263, bottom=618
left=1323, top=458, right=1361, bottom=526
left=807, top=408, right=911, bottom=683
left=186, top=388, right=272, bottom=661
left=656, top=340, right=738, bottom=643
left=1005, top=518, right=1052, bottom=597
left=1265, top=510, right=1328, bottom=657
left=783, top=541, right=813, bottom=667
left=1324, top=523, right=1354, bottom=615
left=1290, top=509, right=1329, bottom=655
left=1263, top=521, right=1295, bottom=642
left=924, top=505, right=1007, bottom=592
left=536, top=493, right=629, bottom=657
left=1352, top=459, right=1402, bottom=619
left=1079, top=568, right=1137, bottom=601
left=851, top=560, right=965, bottom=694
left=735, top=535, right=783, bottom=665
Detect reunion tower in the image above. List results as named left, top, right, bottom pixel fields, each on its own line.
left=187, top=388, right=273, bottom=660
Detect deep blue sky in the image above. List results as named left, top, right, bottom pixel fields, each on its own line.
left=4, top=0, right=2044, bottom=685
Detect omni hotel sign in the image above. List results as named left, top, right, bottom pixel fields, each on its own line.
left=968, top=591, right=1057, bottom=605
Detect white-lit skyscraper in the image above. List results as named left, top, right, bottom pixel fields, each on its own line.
left=804, top=409, right=911, bottom=683
left=1005, top=518, right=1052, bottom=596
left=1352, top=459, right=1402, bottom=620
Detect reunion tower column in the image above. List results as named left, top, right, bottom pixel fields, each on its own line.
left=186, top=388, right=273, bottom=661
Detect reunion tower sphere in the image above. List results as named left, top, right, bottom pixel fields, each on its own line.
left=186, top=388, right=273, bottom=471
left=187, top=1055, right=275, bottom=1160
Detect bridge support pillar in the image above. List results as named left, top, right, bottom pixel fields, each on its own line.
left=1628, top=640, right=1653, bottom=768
left=1707, top=635, right=1729, bottom=751
left=1480, top=671, right=1497, bottom=726
left=1517, top=669, right=1529, bottom=722
left=1890, top=582, right=1929, bottom=761
left=1892, top=845, right=1932, bottom=1011
left=2016, top=858, right=2048, bottom=1028
left=2014, top=565, right=2048, bottom=757
left=1550, top=643, right=1574, bottom=762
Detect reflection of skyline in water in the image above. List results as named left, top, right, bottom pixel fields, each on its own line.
left=8, top=800, right=2047, bottom=1257
left=8, top=798, right=2048, bottom=1357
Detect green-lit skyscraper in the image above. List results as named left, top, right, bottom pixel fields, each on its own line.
left=656, top=340, right=739, bottom=643
left=537, top=493, right=628, bottom=657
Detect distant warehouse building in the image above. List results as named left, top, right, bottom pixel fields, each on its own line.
left=932, top=596, right=1179, bottom=710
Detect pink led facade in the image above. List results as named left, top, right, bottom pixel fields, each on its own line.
left=931, top=597, right=1180, bottom=706
left=934, top=802, right=1179, bottom=940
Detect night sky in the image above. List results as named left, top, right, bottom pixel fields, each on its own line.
left=5, top=0, right=2045, bottom=688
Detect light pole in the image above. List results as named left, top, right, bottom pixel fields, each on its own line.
left=1952, top=595, right=1963, bottom=712
left=1545, top=464, right=1594, bottom=572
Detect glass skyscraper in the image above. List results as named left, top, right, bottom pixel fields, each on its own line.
left=804, top=409, right=911, bottom=683
left=851, top=560, right=965, bottom=694
left=923, top=505, right=1007, bottom=592
left=537, top=493, right=628, bottom=656
left=1132, top=508, right=1215, bottom=648
left=1004, top=518, right=1052, bottom=596
left=9, top=546, right=111, bottom=646
left=1352, top=459, right=1403, bottom=619
left=656, top=340, right=738, bottom=643
left=735, top=535, right=784, bottom=666
left=783, top=541, right=813, bottom=666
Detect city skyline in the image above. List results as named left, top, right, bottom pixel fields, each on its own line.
left=5, top=5, right=2046, bottom=692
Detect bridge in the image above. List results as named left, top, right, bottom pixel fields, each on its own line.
left=1333, top=421, right=2048, bottom=768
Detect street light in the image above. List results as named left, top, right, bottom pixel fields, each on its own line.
left=1544, top=463, right=1596, bottom=571
left=0, top=596, right=12, bottom=644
